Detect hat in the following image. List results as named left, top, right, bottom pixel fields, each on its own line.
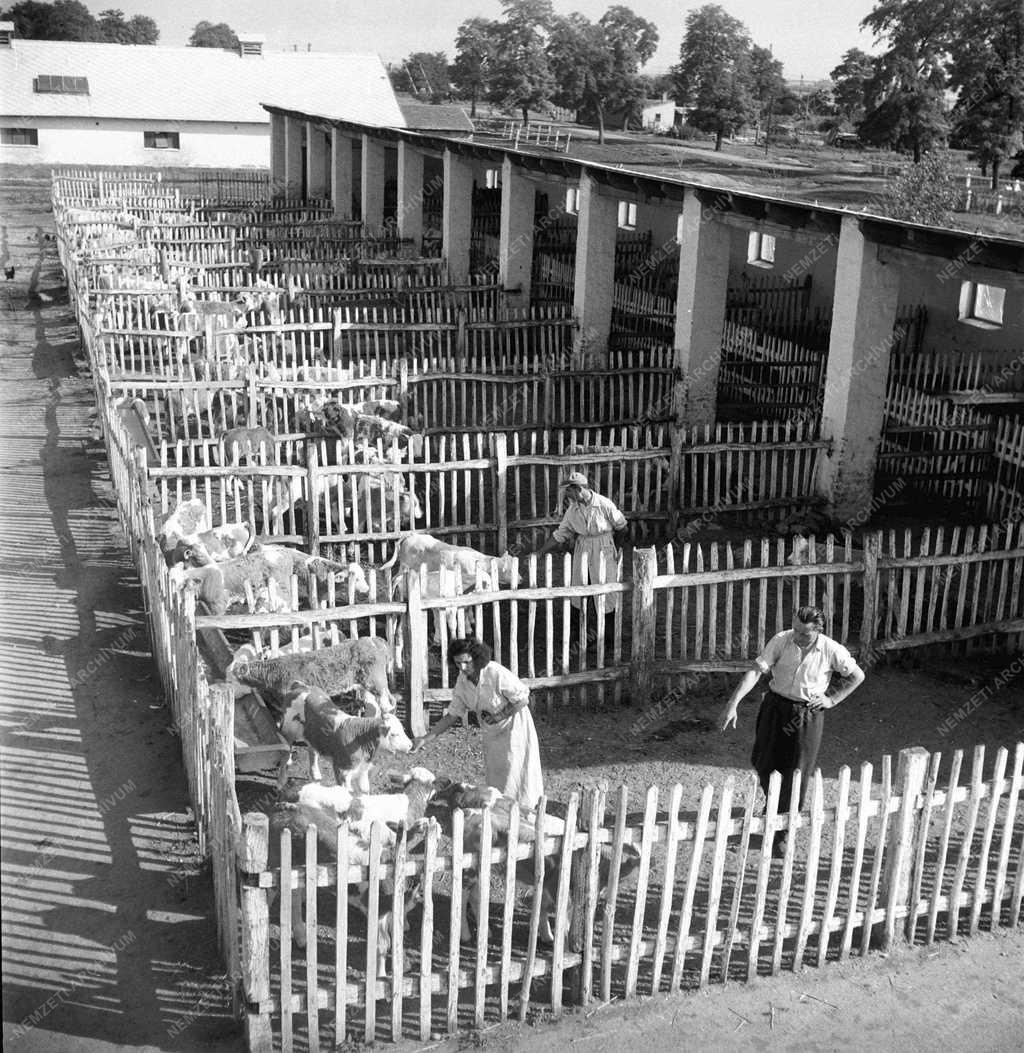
left=560, top=471, right=588, bottom=490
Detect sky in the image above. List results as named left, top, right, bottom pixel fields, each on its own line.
left=80, top=1, right=883, bottom=83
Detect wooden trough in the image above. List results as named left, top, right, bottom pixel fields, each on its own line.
left=193, top=597, right=290, bottom=775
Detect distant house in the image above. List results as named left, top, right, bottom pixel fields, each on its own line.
left=640, top=97, right=677, bottom=132
left=577, top=95, right=679, bottom=133
left=0, top=26, right=405, bottom=167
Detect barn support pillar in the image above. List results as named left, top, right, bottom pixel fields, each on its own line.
left=330, top=130, right=354, bottom=220
left=499, top=157, right=535, bottom=309
left=361, top=134, right=387, bottom=232
left=305, top=122, right=328, bottom=200
left=282, top=116, right=304, bottom=199
left=443, top=147, right=474, bottom=287
left=269, top=113, right=286, bottom=196
left=815, top=215, right=900, bottom=523
left=672, top=188, right=731, bottom=427
left=573, top=172, right=617, bottom=362
left=396, top=141, right=425, bottom=248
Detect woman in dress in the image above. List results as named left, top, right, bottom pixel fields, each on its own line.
left=411, top=638, right=544, bottom=812
left=535, top=471, right=628, bottom=614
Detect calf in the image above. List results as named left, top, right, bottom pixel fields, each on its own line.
left=270, top=769, right=437, bottom=975
left=172, top=543, right=368, bottom=614
left=429, top=781, right=642, bottom=945
left=157, top=497, right=208, bottom=551
left=275, top=683, right=411, bottom=789
left=384, top=533, right=518, bottom=646
left=163, top=522, right=253, bottom=567
left=229, top=636, right=397, bottom=718
left=383, top=533, right=518, bottom=587
left=219, top=426, right=278, bottom=466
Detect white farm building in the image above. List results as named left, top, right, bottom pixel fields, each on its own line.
left=0, top=27, right=405, bottom=168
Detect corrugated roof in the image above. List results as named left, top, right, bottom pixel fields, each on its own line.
left=395, top=94, right=474, bottom=133
left=0, top=39, right=405, bottom=126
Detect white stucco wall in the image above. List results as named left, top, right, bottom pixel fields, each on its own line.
left=0, top=116, right=269, bottom=167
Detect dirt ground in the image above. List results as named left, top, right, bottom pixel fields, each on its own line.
left=2, top=176, right=1022, bottom=1052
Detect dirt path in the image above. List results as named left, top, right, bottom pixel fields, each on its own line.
left=0, top=189, right=241, bottom=1050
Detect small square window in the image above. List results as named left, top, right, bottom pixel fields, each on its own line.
left=485, top=168, right=501, bottom=189
left=565, top=186, right=580, bottom=215
left=1, top=127, right=38, bottom=145
left=958, top=280, right=1005, bottom=328
left=617, top=200, right=637, bottom=230
left=747, top=231, right=776, bottom=268
left=144, top=130, right=180, bottom=150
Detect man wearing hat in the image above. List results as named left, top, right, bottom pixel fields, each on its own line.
left=535, top=472, right=628, bottom=613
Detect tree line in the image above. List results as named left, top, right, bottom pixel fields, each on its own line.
left=6, top=0, right=1021, bottom=185
left=0, top=1, right=242, bottom=49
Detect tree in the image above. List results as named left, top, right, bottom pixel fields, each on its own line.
left=672, top=4, right=753, bottom=151
left=948, top=0, right=1024, bottom=189
left=188, top=20, right=238, bottom=49
left=597, top=5, right=659, bottom=129
left=830, top=48, right=875, bottom=126
left=859, top=0, right=953, bottom=161
left=390, top=51, right=451, bottom=101
left=452, top=17, right=502, bottom=117
left=859, top=53, right=949, bottom=160
left=547, top=5, right=658, bottom=142
left=2, top=0, right=98, bottom=40
left=488, top=0, right=556, bottom=126
left=875, top=148, right=959, bottom=224
left=96, top=9, right=157, bottom=44
left=747, top=44, right=785, bottom=140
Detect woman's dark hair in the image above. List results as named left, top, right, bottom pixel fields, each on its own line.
left=449, top=637, right=492, bottom=665
left=795, top=605, right=826, bottom=629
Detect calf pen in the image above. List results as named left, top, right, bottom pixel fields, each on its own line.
left=55, top=171, right=1024, bottom=1051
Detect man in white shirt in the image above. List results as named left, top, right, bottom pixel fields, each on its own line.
left=720, top=606, right=865, bottom=856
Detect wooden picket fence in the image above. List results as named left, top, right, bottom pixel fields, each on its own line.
left=878, top=383, right=996, bottom=506
left=888, top=346, right=1024, bottom=399
left=138, top=420, right=828, bottom=567
left=987, top=416, right=1024, bottom=525
left=237, top=743, right=1024, bottom=1048
left=717, top=319, right=828, bottom=421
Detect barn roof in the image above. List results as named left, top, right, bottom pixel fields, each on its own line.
left=394, top=95, right=474, bottom=133
left=0, top=39, right=405, bottom=127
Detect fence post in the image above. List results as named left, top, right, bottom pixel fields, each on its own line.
left=404, top=568, right=428, bottom=738
left=859, top=531, right=880, bottom=653
left=667, top=425, right=684, bottom=539
left=239, top=813, right=273, bottom=1052
left=568, top=784, right=595, bottom=1006
left=246, top=366, right=259, bottom=428
left=304, top=446, right=320, bottom=557
left=543, top=369, right=554, bottom=431
left=880, top=746, right=930, bottom=950
left=494, top=432, right=509, bottom=554
left=630, top=547, right=658, bottom=709
left=398, top=357, right=410, bottom=425
left=456, top=307, right=468, bottom=367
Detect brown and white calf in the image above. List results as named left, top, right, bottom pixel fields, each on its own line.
left=228, top=635, right=397, bottom=720
left=274, top=683, right=411, bottom=790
